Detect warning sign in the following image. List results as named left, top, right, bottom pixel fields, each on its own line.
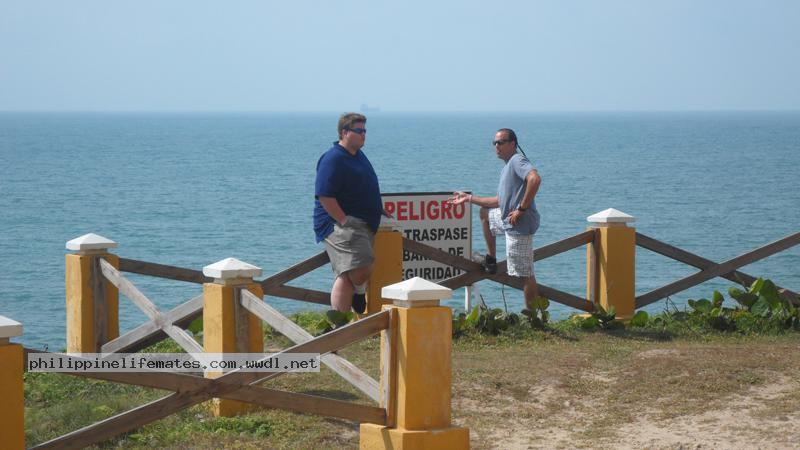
left=382, top=192, right=472, bottom=282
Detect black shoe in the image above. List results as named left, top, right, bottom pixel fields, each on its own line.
left=352, top=293, right=367, bottom=314
left=484, top=255, right=497, bottom=274
left=473, top=253, right=498, bottom=274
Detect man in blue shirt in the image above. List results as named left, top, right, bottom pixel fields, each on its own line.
left=449, top=128, right=542, bottom=309
left=314, top=113, right=383, bottom=314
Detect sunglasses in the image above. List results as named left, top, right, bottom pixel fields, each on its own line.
left=493, top=139, right=510, bottom=146
left=348, top=127, right=367, bottom=135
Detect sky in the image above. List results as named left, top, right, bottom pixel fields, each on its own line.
left=1, top=0, right=798, bottom=112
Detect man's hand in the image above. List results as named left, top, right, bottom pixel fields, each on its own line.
left=448, top=191, right=471, bottom=205
left=508, top=209, right=523, bottom=225
left=318, top=196, right=348, bottom=226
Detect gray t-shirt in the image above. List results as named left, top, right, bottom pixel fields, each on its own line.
left=497, top=153, right=540, bottom=235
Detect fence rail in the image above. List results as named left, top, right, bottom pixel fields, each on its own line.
left=402, top=232, right=595, bottom=311
left=636, top=231, right=800, bottom=308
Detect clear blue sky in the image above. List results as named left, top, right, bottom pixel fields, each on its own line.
left=1, top=0, right=798, bottom=111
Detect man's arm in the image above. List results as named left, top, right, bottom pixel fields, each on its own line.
left=507, top=169, right=541, bottom=226
left=318, top=196, right=347, bottom=225
left=448, top=191, right=499, bottom=208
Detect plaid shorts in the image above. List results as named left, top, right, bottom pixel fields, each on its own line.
left=488, top=208, right=535, bottom=277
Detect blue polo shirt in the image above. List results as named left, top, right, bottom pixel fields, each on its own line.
left=313, top=142, right=383, bottom=243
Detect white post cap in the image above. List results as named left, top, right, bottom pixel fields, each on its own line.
left=66, top=233, right=118, bottom=252
left=379, top=215, right=403, bottom=232
left=203, top=257, right=262, bottom=281
left=0, top=315, right=23, bottom=339
left=382, top=277, right=452, bottom=307
left=587, top=208, right=635, bottom=225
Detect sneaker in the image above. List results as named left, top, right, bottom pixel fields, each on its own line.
left=484, top=255, right=497, bottom=274
left=352, top=293, right=367, bottom=314
left=472, top=252, right=497, bottom=274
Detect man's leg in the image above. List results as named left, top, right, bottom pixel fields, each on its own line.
left=523, top=273, right=539, bottom=310
left=505, top=232, right=537, bottom=309
left=330, top=264, right=374, bottom=312
left=479, top=207, right=497, bottom=257
left=330, top=274, right=354, bottom=312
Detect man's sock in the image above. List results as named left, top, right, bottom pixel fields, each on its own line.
left=354, top=283, right=367, bottom=295
left=352, top=283, right=367, bottom=314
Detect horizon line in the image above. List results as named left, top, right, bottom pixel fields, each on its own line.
left=1, top=108, right=799, bottom=114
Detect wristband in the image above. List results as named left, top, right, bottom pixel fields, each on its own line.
left=467, top=194, right=473, bottom=203
left=517, top=205, right=527, bottom=211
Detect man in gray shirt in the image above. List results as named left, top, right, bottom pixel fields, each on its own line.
left=449, top=128, right=541, bottom=309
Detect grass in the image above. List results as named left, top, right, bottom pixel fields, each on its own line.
left=23, top=313, right=800, bottom=449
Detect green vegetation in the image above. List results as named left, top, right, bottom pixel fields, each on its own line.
left=628, top=278, right=800, bottom=335
left=453, top=278, right=799, bottom=338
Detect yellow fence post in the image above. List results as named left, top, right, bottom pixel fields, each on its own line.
left=0, top=316, right=24, bottom=450
left=586, top=208, right=636, bottom=320
left=202, top=257, right=264, bottom=417
left=360, top=277, right=470, bottom=449
left=367, top=219, right=404, bottom=315
left=65, top=233, right=120, bottom=353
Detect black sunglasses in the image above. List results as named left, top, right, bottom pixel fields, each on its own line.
left=493, top=139, right=511, bottom=146
left=348, top=127, right=367, bottom=135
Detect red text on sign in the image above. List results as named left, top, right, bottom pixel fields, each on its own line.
left=383, top=200, right=466, bottom=221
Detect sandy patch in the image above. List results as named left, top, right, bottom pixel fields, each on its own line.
left=463, top=375, right=800, bottom=449
left=637, top=348, right=682, bottom=359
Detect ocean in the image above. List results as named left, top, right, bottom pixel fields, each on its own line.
left=1, top=111, right=798, bottom=350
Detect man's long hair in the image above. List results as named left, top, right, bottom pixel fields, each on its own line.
left=497, top=128, right=528, bottom=158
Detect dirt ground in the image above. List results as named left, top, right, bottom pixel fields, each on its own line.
left=449, top=334, right=800, bottom=449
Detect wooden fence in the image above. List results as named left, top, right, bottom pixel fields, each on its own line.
left=21, top=235, right=398, bottom=449
left=8, top=211, right=800, bottom=449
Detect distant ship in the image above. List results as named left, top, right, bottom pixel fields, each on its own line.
left=360, top=104, right=381, bottom=113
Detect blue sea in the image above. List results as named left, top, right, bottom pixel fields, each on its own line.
left=1, top=112, right=798, bottom=350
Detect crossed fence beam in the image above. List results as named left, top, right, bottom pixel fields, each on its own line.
left=239, top=289, right=380, bottom=402
left=99, top=259, right=204, bottom=356
left=400, top=229, right=799, bottom=310
left=636, top=231, right=800, bottom=308
left=26, top=307, right=392, bottom=450
left=30, top=255, right=391, bottom=449
left=402, top=232, right=596, bottom=311
left=100, top=260, right=381, bottom=399
left=106, top=256, right=334, bottom=355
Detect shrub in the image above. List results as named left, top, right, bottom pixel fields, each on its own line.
left=452, top=304, right=521, bottom=337
left=634, top=278, right=799, bottom=335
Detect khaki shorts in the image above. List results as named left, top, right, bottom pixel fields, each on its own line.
left=324, top=216, right=376, bottom=277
